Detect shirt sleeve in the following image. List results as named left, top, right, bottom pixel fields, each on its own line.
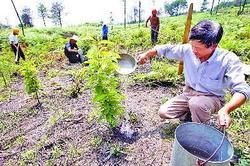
left=154, top=44, right=188, bottom=61
left=65, top=43, right=71, bottom=52
left=226, top=54, right=250, bottom=99
left=9, top=35, right=14, bottom=44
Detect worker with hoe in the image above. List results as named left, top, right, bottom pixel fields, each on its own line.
left=138, top=20, right=250, bottom=129
left=9, top=28, right=25, bottom=64
left=64, top=35, right=86, bottom=64
left=146, top=9, right=160, bottom=45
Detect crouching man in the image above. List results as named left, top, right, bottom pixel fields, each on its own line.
left=64, top=35, right=87, bottom=63
left=138, top=20, right=250, bottom=128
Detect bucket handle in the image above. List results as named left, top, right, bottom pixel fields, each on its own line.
left=196, top=127, right=226, bottom=166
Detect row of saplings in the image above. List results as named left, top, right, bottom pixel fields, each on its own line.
left=1, top=41, right=128, bottom=130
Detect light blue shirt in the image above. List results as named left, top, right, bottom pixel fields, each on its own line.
left=155, top=44, right=250, bottom=99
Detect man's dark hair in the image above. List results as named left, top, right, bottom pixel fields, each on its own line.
left=189, top=20, right=223, bottom=47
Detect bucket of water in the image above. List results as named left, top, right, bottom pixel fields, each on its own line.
left=117, top=54, right=137, bottom=75
left=170, top=122, right=234, bottom=166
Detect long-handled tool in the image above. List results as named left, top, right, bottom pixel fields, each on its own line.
left=178, top=3, right=193, bottom=75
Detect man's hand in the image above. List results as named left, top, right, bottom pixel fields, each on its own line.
left=217, top=93, right=246, bottom=129
left=217, top=107, right=232, bottom=129
left=138, top=53, right=149, bottom=65
left=137, top=49, right=157, bottom=65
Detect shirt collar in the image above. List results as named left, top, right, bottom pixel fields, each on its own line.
left=207, top=47, right=219, bottom=63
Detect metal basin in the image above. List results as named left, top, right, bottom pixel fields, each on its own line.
left=117, top=54, right=137, bottom=75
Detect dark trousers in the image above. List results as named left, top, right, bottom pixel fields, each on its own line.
left=151, top=28, right=159, bottom=44
left=102, top=35, right=108, bottom=40
left=11, top=44, right=25, bottom=63
left=65, top=52, right=87, bottom=64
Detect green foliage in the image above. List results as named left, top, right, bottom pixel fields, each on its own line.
left=80, top=36, right=96, bottom=55
left=0, top=121, right=7, bottom=133
left=0, top=57, right=16, bottom=88
left=82, top=41, right=125, bottom=128
left=21, top=61, right=40, bottom=94
left=133, top=59, right=183, bottom=86
left=90, top=136, right=103, bottom=148
left=67, top=79, right=81, bottom=98
left=21, top=61, right=41, bottom=103
left=128, top=112, right=139, bottom=124
left=21, top=149, right=37, bottom=163
left=110, top=144, right=125, bottom=157
left=67, top=143, right=81, bottom=159
left=51, top=145, right=63, bottom=159
left=229, top=102, right=250, bottom=164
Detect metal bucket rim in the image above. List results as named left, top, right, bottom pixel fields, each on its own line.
left=175, top=122, right=234, bottom=164
left=117, top=53, right=137, bottom=74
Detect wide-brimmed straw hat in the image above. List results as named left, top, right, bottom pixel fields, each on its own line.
left=13, top=28, right=20, bottom=34
left=70, top=35, right=79, bottom=41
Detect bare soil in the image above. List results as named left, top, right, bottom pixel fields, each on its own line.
left=0, top=60, right=184, bottom=166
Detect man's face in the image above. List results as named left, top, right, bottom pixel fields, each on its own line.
left=191, top=40, right=216, bottom=62
left=70, top=39, right=77, bottom=45
left=13, top=31, right=19, bottom=35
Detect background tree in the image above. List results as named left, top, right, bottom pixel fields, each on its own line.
left=50, top=1, right=64, bottom=27
left=216, top=1, right=235, bottom=9
left=215, top=0, right=221, bottom=14
left=109, top=12, right=114, bottom=30
left=133, top=6, right=138, bottom=23
left=37, top=3, right=48, bottom=27
left=237, top=0, right=248, bottom=15
left=21, top=7, right=33, bottom=27
left=164, top=0, right=188, bottom=16
left=210, top=0, right=215, bottom=15
left=200, top=0, right=209, bottom=12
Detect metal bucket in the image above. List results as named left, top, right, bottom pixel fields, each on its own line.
left=117, top=54, right=137, bottom=75
left=170, top=122, right=234, bottom=166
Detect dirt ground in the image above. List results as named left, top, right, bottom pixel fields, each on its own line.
left=0, top=60, right=186, bottom=166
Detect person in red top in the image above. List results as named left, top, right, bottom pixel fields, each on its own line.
left=146, top=9, right=160, bottom=45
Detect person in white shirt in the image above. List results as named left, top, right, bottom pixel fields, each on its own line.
left=138, top=20, right=250, bottom=129
left=9, top=28, right=25, bottom=64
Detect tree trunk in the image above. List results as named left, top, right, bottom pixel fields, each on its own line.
left=241, top=0, right=247, bottom=13
left=138, top=1, right=141, bottom=27
left=237, top=0, right=242, bottom=15
left=210, top=0, right=215, bottom=15
left=215, top=0, right=221, bottom=14
left=124, top=0, right=126, bottom=29
left=42, top=16, right=46, bottom=27
left=59, top=10, right=62, bottom=27
left=10, top=0, right=25, bottom=36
